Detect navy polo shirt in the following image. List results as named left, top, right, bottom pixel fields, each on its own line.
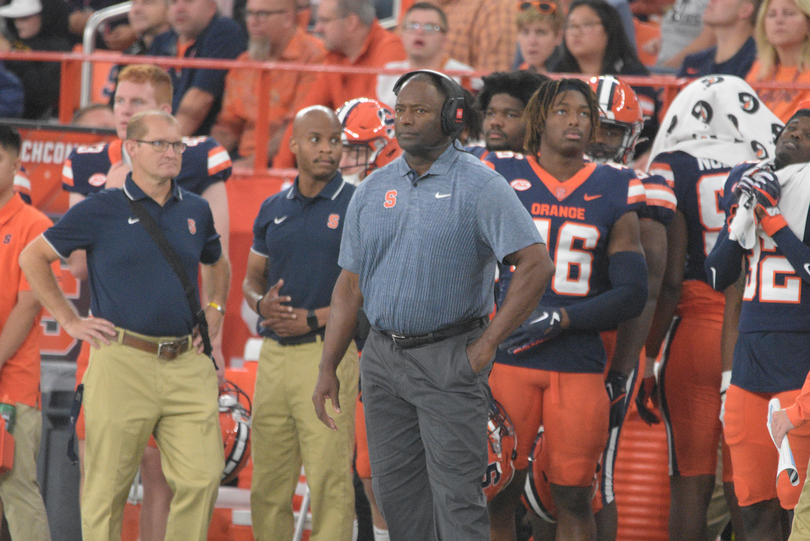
left=677, top=37, right=756, bottom=79
left=150, top=14, right=247, bottom=136
left=44, top=175, right=221, bottom=337
left=251, top=173, right=355, bottom=340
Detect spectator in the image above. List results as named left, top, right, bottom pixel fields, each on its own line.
left=0, top=0, right=71, bottom=119
left=272, top=0, right=405, bottom=168
left=0, top=124, right=53, bottom=541
left=554, top=0, right=660, bottom=162
left=376, top=2, right=477, bottom=109
left=677, top=0, right=760, bottom=78
left=425, top=0, right=517, bottom=72
left=211, top=0, right=325, bottom=167
left=654, top=0, right=716, bottom=71
left=0, top=62, right=23, bottom=118
left=556, top=0, right=637, bottom=49
left=746, top=0, right=810, bottom=121
left=126, top=0, right=170, bottom=53
left=516, top=0, right=564, bottom=73
left=150, top=0, right=247, bottom=136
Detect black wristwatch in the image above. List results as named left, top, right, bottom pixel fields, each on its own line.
left=307, top=310, right=319, bottom=332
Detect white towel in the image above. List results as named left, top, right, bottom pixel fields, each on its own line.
left=767, top=398, right=800, bottom=487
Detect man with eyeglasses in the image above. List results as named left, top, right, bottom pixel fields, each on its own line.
left=272, top=0, right=405, bottom=168
left=150, top=0, right=247, bottom=136
left=61, top=63, right=231, bottom=541
left=211, top=0, right=325, bottom=167
left=21, top=110, right=231, bottom=541
left=375, top=2, right=478, bottom=110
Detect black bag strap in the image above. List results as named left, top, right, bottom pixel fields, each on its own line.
left=127, top=197, right=218, bottom=368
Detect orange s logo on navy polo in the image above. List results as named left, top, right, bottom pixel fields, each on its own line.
left=188, top=219, right=196, bottom=234
left=384, top=190, right=397, bottom=208
left=327, top=214, right=340, bottom=229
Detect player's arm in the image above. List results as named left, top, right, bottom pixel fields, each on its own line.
left=469, top=243, right=553, bottom=368
left=313, top=269, right=363, bottom=430
left=66, top=192, right=89, bottom=281
left=611, top=217, right=668, bottom=376
left=704, top=224, right=746, bottom=291
left=0, top=290, right=41, bottom=368
left=645, top=210, right=687, bottom=359
left=175, top=88, right=216, bottom=136
left=19, top=236, right=116, bottom=346
left=756, top=206, right=810, bottom=287
left=718, top=269, right=744, bottom=425
left=563, top=210, right=648, bottom=332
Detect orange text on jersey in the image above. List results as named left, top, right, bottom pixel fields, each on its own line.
left=531, top=203, right=585, bottom=220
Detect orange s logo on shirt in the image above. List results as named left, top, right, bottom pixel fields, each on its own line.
left=327, top=214, right=340, bottom=229
left=384, top=190, right=397, bottom=208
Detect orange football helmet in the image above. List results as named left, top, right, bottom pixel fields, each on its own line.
left=220, top=381, right=251, bottom=485
left=483, top=398, right=517, bottom=501
left=336, top=97, right=402, bottom=183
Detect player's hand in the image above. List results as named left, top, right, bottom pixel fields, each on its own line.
left=312, top=364, right=341, bottom=431
left=605, top=369, right=629, bottom=429
left=770, top=409, right=795, bottom=448
left=63, top=316, right=117, bottom=348
left=466, top=337, right=496, bottom=374
left=636, top=374, right=660, bottom=425
left=735, top=169, right=780, bottom=208
left=499, top=306, right=564, bottom=355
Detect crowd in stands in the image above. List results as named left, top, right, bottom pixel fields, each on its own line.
left=7, top=0, right=810, bottom=540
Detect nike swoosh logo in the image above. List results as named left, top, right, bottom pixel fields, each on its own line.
left=530, top=312, right=549, bottom=324
left=274, top=216, right=288, bottom=224
left=435, top=193, right=451, bottom=199
left=804, top=263, right=810, bottom=276
left=128, top=217, right=139, bottom=224
left=583, top=194, right=601, bottom=201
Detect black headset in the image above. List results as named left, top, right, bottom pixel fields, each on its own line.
left=392, top=69, right=465, bottom=139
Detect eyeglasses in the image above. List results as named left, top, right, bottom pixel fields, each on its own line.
left=564, top=20, right=603, bottom=33
left=401, top=21, right=446, bottom=34
left=246, top=9, right=290, bottom=19
left=135, top=140, right=187, bottom=153
left=519, top=1, right=558, bottom=14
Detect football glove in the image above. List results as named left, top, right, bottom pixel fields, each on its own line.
left=735, top=169, right=780, bottom=209
left=605, top=369, right=629, bottom=430
left=500, top=306, right=563, bottom=355
left=635, top=373, right=660, bottom=425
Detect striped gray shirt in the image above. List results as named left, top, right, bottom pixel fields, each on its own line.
left=339, top=145, right=542, bottom=335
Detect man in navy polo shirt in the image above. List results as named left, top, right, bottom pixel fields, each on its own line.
left=150, top=0, right=246, bottom=136
left=312, top=70, right=554, bottom=541
left=242, top=105, right=358, bottom=541
left=21, top=110, right=230, bottom=541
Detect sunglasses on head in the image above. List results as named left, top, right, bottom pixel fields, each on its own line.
left=519, top=1, right=558, bottom=13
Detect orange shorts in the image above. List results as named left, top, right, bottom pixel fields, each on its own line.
left=725, top=385, right=810, bottom=508
left=75, top=340, right=157, bottom=448
left=658, top=315, right=727, bottom=477
left=489, top=363, right=608, bottom=486
left=354, top=391, right=371, bottom=479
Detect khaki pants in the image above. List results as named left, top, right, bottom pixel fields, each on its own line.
left=250, top=337, right=358, bottom=541
left=0, top=403, right=51, bottom=541
left=81, top=331, right=223, bottom=541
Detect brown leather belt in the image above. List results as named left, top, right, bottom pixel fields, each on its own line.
left=113, top=330, right=192, bottom=360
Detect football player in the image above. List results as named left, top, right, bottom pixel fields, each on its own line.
left=484, top=78, right=648, bottom=541
left=336, top=97, right=401, bottom=186
left=646, top=75, right=782, bottom=541
left=706, top=106, right=810, bottom=541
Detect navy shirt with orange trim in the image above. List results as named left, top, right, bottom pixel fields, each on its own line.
left=251, top=173, right=355, bottom=341
left=44, top=175, right=221, bottom=337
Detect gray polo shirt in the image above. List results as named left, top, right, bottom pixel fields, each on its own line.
left=339, top=144, right=542, bottom=335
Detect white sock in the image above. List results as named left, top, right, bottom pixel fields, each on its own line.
left=373, top=525, right=390, bottom=541
left=352, top=519, right=359, bottom=541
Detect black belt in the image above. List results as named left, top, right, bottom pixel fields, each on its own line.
left=379, top=317, right=488, bottom=349
left=274, top=331, right=325, bottom=347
